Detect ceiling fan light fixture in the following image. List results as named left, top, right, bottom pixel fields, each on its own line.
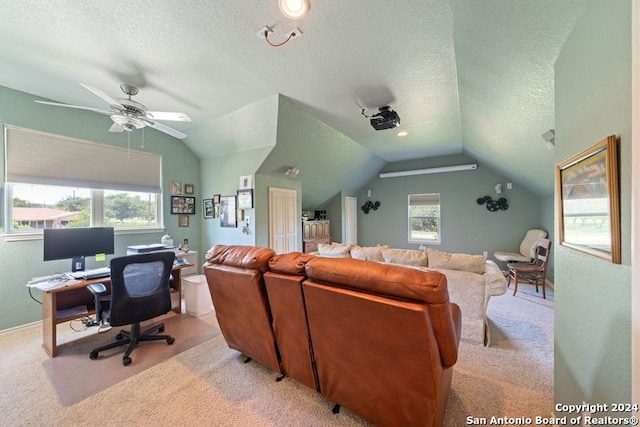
left=279, top=0, right=309, bottom=19
left=111, top=115, right=146, bottom=132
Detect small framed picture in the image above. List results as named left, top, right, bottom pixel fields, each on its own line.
left=239, top=175, right=252, bottom=190
left=214, top=204, right=220, bottom=218
left=170, top=181, right=183, bottom=196
left=184, top=183, right=195, bottom=195
left=203, top=199, right=214, bottom=219
left=213, top=194, right=221, bottom=204
left=220, top=195, right=237, bottom=227
left=237, top=188, right=253, bottom=209
left=236, top=208, right=245, bottom=223
left=171, top=196, right=196, bottom=214
left=178, top=214, right=189, bottom=227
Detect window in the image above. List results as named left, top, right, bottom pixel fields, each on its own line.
left=4, top=125, right=162, bottom=236
left=9, top=185, right=160, bottom=232
left=408, top=193, right=441, bottom=244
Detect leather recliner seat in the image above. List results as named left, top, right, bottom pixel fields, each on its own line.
left=205, top=246, right=461, bottom=426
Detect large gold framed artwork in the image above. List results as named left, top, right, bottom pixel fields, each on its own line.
left=556, top=135, right=620, bottom=264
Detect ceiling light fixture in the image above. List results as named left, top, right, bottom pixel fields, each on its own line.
left=397, top=131, right=408, bottom=137
left=279, top=0, right=310, bottom=19
left=379, top=163, right=477, bottom=178
left=111, top=115, right=146, bottom=132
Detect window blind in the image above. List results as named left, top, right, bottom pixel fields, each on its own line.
left=4, top=125, right=162, bottom=193
left=409, top=193, right=440, bottom=205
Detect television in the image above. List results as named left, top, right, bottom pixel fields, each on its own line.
left=43, top=227, right=115, bottom=272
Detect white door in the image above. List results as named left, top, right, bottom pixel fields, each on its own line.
left=345, top=196, right=358, bottom=245
left=269, top=187, right=298, bottom=254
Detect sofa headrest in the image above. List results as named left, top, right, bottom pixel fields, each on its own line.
left=305, top=257, right=448, bottom=304
left=268, top=252, right=314, bottom=275
left=205, top=245, right=275, bottom=272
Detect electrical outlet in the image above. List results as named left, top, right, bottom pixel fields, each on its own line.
left=256, top=26, right=273, bottom=39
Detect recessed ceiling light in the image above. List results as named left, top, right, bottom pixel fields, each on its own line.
left=397, top=131, right=408, bottom=137
left=279, top=0, right=309, bottom=19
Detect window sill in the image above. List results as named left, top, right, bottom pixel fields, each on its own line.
left=408, top=240, right=441, bottom=246
left=3, top=227, right=165, bottom=242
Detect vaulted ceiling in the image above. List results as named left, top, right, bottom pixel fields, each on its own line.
left=0, top=1, right=587, bottom=196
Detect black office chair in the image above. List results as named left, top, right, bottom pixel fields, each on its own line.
left=86, top=252, right=176, bottom=366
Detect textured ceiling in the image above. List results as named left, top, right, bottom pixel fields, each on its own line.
left=0, top=0, right=587, bottom=196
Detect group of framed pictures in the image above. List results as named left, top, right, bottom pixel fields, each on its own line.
left=203, top=177, right=253, bottom=228
left=203, top=189, right=253, bottom=227
left=171, top=176, right=254, bottom=228
left=170, top=181, right=196, bottom=227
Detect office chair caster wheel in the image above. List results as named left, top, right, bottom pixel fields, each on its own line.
left=167, top=337, right=175, bottom=345
left=122, top=356, right=132, bottom=366
left=89, top=351, right=98, bottom=360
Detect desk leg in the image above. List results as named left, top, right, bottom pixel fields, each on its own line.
left=42, top=291, right=57, bottom=357
left=172, top=268, right=182, bottom=314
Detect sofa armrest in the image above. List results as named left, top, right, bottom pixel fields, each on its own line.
left=483, top=260, right=507, bottom=297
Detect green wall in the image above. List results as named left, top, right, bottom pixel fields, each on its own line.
left=258, top=95, right=386, bottom=211
left=357, top=153, right=545, bottom=263
left=200, top=147, right=275, bottom=254
left=554, top=0, right=631, bottom=408
left=0, top=86, right=200, bottom=331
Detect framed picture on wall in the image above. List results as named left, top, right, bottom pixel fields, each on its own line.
left=213, top=194, right=221, bottom=204
left=220, top=195, right=237, bottom=227
left=170, top=181, right=183, bottom=196
left=239, top=175, right=252, bottom=189
left=178, top=214, right=189, bottom=227
left=203, top=198, right=214, bottom=219
left=184, top=183, right=195, bottom=195
left=237, top=188, right=253, bottom=209
left=556, top=135, right=620, bottom=264
left=171, top=196, right=196, bottom=214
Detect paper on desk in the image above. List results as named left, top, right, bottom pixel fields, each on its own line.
left=26, top=280, right=81, bottom=291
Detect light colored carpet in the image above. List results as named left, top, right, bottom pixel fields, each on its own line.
left=0, top=291, right=553, bottom=426
left=42, top=314, right=221, bottom=406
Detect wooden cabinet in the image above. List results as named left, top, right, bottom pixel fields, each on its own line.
left=302, top=220, right=331, bottom=253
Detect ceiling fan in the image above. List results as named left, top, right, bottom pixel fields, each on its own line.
left=35, top=83, right=191, bottom=139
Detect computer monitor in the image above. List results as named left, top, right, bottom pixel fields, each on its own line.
left=43, top=227, right=115, bottom=272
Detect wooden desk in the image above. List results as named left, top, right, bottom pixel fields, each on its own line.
left=41, top=264, right=191, bottom=357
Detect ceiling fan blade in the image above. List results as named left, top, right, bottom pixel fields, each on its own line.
left=108, top=122, right=124, bottom=133
left=35, top=100, right=112, bottom=115
left=80, top=83, right=124, bottom=109
left=144, top=120, right=187, bottom=139
left=146, top=111, right=192, bottom=122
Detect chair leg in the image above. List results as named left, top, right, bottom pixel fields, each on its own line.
left=513, top=271, right=519, bottom=296
left=89, top=321, right=175, bottom=365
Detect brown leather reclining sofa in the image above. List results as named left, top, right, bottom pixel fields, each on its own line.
left=204, top=245, right=462, bottom=426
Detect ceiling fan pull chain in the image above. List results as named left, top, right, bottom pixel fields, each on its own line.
left=141, top=127, right=145, bottom=148
left=127, top=131, right=131, bottom=158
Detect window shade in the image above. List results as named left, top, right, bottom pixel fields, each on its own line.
left=4, top=125, right=162, bottom=193
left=409, top=193, right=440, bottom=205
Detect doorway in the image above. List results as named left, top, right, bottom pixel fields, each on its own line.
left=268, top=187, right=298, bottom=254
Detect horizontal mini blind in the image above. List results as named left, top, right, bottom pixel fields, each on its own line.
left=5, top=125, right=162, bottom=193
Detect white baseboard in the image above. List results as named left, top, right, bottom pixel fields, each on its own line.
left=0, top=320, right=41, bottom=336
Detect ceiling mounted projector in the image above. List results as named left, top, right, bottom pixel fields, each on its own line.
left=367, top=106, right=401, bottom=131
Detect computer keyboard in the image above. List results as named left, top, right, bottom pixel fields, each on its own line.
left=67, top=267, right=111, bottom=280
